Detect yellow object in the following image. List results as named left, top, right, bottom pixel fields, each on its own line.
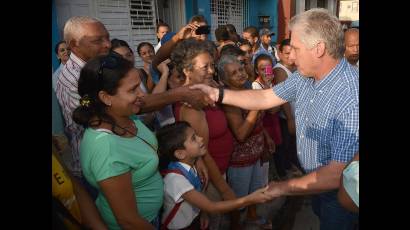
left=52, top=152, right=82, bottom=229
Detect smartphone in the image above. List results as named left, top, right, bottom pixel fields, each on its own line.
left=264, top=65, right=273, bottom=76
left=195, top=25, right=211, bottom=35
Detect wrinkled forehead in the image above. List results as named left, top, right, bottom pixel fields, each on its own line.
left=79, top=22, right=108, bottom=39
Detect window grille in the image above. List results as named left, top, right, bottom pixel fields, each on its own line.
left=129, top=0, right=158, bottom=67
left=210, top=0, right=248, bottom=41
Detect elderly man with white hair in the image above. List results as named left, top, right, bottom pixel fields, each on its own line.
left=56, top=16, right=112, bottom=185
left=192, top=8, right=359, bottom=230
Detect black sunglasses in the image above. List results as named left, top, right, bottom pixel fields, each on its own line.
left=97, top=52, right=122, bottom=87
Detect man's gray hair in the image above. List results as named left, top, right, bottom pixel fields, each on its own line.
left=217, top=54, right=241, bottom=82
left=63, top=16, right=100, bottom=44
left=289, top=8, right=344, bottom=59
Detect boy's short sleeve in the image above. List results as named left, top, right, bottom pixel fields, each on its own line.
left=164, top=173, right=195, bottom=203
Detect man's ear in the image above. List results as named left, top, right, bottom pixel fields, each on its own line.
left=68, top=39, right=78, bottom=51
left=316, top=41, right=326, bottom=58
left=174, top=149, right=186, bottom=160
left=98, top=90, right=112, bottom=107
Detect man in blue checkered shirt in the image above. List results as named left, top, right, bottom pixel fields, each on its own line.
left=191, top=8, right=358, bottom=230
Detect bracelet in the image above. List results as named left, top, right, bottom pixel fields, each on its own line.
left=217, top=86, right=224, bottom=104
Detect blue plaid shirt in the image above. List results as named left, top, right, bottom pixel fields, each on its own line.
left=273, top=58, right=359, bottom=172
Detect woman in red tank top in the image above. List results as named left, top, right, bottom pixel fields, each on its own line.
left=171, top=38, right=239, bottom=229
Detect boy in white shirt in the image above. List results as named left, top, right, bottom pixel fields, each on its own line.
left=156, top=121, right=270, bottom=230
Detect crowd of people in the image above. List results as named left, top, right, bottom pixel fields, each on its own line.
left=52, top=7, right=359, bottom=230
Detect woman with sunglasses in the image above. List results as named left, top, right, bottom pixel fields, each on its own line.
left=72, top=52, right=163, bottom=230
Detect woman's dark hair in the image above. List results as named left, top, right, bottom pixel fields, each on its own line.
left=137, top=42, right=154, bottom=56
left=279, top=38, right=291, bottom=52
left=111, top=38, right=133, bottom=54
left=170, top=38, right=212, bottom=75
left=189, top=15, right=207, bottom=24
left=156, top=121, right=191, bottom=170
left=237, top=38, right=251, bottom=48
left=243, top=26, right=259, bottom=38
left=72, top=52, right=134, bottom=134
left=54, top=41, right=66, bottom=55
left=215, top=25, right=230, bottom=42
left=253, top=53, right=273, bottom=76
left=220, top=44, right=246, bottom=57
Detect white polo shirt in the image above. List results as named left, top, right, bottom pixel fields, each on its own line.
left=161, top=162, right=200, bottom=229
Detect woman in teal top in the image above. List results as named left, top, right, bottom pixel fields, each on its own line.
left=72, top=52, right=163, bottom=230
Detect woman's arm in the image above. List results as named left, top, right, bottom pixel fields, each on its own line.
left=98, top=172, right=155, bottom=230
left=152, top=59, right=170, bottom=94
left=182, top=186, right=270, bottom=214
left=223, top=105, right=259, bottom=142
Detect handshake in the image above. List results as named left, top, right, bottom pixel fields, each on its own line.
left=248, top=181, right=287, bottom=205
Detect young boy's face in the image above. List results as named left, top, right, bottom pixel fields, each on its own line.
left=183, top=127, right=206, bottom=158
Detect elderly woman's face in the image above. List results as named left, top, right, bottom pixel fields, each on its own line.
left=223, top=62, right=248, bottom=89
left=184, top=52, right=215, bottom=86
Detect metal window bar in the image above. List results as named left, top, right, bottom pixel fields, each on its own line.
left=129, top=0, right=157, bottom=68
left=210, top=0, right=245, bottom=41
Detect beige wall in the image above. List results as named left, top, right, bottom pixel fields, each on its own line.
left=339, top=0, right=359, bottom=21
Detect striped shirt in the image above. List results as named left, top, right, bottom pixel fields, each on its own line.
left=273, top=58, right=359, bottom=172
left=55, top=53, right=86, bottom=177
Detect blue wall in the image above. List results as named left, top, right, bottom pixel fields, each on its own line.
left=52, top=0, right=61, bottom=71
left=248, top=0, right=278, bottom=43
left=196, top=0, right=211, bottom=26
left=185, top=0, right=194, bottom=23
left=52, top=0, right=65, bottom=134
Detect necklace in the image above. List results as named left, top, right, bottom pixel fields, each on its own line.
left=116, top=121, right=157, bottom=153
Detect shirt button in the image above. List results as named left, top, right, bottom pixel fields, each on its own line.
left=306, top=118, right=308, bottom=121
left=300, top=135, right=304, bottom=139
left=310, top=99, right=313, bottom=103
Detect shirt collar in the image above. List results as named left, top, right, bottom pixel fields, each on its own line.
left=178, top=162, right=197, bottom=174
left=313, top=58, right=346, bottom=90
left=258, top=43, right=272, bottom=53
left=70, top=52, right=86, bottom=68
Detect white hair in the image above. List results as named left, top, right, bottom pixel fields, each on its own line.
left=217, top=54, right=241, bottom=82
left=289, top=8, right=345, bottom=59
left=63, top=16, right=100, bottom=44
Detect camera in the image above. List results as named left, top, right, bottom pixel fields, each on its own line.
left=195, top=25, right=211, bottom=35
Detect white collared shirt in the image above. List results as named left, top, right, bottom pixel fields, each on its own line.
left=55, top=52, right=86, bottom=177
left=161, top=162, right=200, bottom=229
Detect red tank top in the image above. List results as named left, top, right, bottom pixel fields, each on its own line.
left=174, top=103, right=234, bottom=174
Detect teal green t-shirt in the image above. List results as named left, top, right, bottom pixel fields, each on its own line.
left=80, top=119, right=163, bottom=229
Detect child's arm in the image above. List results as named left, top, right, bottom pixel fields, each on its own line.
left=182, top=186, right=270, bottom=214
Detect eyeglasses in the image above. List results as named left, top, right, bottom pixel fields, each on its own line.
left=195, top=63, right=215, bottom=73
